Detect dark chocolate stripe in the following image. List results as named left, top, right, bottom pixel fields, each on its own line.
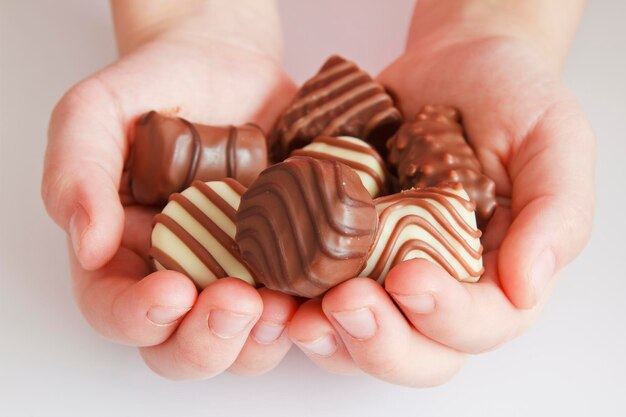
left=299, top=60, right=356, bottom=95
left=150, top=246, right=190, bottom=277
left=193, top=180, right=237, bottom=223
left=375, top=189, right=480, bottom=237
left=170, top=193, right=241, bottom=261
left=236, top=158, right=376, bottom=294
left=291, top=136, right=386, bottom=192
left=321, top=91, right=391, bottom=135
left=285, top=82, right=380, bottom=142
left=226, top=125, right=238, bottom=179
left=293, top=149, right=384, bottom=191
left=221, top=177, right=247, bottom=196
left=392, top=240, right=459, bottom=279
left=179, top=118, right=202, bottom=189
left=153, top=213, right=226, bottom=277
left=369, top=212, right=482, bottom=280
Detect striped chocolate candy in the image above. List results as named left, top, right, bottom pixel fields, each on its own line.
left=291, top=136, right=388, bottom=198
left=271, top=55, right=402, bottom=160
left=150, top=179, right=257, bottom=288
left=360, top=183, right=483, bottom=283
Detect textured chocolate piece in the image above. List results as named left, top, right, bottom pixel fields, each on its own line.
left=128, top=111, right=267, bottom=205
left=236, top=157, right=378, bottom=298
left=360, top=183, right=484, bottom=283
left=151, top=179, right=257, bottom=289
left=271, top=55, right=403, bottom=160
left=291, top=135, right=389, bottom=198
left=386, top=105, right=496, bottom=225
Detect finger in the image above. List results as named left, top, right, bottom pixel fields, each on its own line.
left=139, top=278, right=262, bottom=380
left=322, top=278, right=466, bottom=387
left=288, top=299, right=360, bottom=376
left=43, top=79, right=127, bottom=270
left=385, top=257, right=548, bottom=354
left=500, top=99, right=595, bottom=308
left=71, top=245, right=197, bottom=346
left=228, top=288, right=299, bottom=376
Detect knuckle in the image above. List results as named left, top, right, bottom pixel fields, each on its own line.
left=357, top=351, right=403, bottom=379
left=173, top=338, right=222, bottom=378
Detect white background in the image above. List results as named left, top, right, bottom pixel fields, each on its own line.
left=1, top=1, right=625, bottom=416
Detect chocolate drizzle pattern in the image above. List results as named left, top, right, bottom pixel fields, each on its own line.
left=236, top=157, right=378, bottom=297
left=150, top=179, right=256, bottom=288
left=271, top=55, right=402, bottom=160
left=360, top=184, right=484, bottom=283
left=386, top=105, right=496, bottom=225
left=128, top=111, right=267, bottom=206
left=291, top=135, right=389, bottom=198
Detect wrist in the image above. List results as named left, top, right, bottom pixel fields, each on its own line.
left=407, top=0, right=585, bottom=71
left=111, top=0, right=283, bottom=61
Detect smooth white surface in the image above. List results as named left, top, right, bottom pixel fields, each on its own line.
left=1, top=1, right=625, bottom=416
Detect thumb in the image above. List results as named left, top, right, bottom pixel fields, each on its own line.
left=42, top=79, right=126, bottom=270
left=499, top=99, right=596, bottom=308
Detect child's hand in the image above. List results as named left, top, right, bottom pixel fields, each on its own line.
left=288, top=2, right=595, bottom=387
left=42, top=3, right=300, bottom=379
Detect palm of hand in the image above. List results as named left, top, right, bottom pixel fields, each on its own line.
left=287, top=35, right=594, bottom=386
left=44, top=37, right=299, bottom=379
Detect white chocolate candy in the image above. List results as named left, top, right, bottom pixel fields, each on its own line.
left=360, top=184, right=483, bottom=283
left=291, top=136, right=388, bottom=197
left=150, top=179, right=256, bottom=288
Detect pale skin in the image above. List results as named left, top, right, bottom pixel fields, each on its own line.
left=42, top=0, right=595, bottom=386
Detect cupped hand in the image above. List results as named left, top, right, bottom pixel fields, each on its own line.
left=42, top=31, right=299, bottom=379
left=288, top=33, right=595, bottom=386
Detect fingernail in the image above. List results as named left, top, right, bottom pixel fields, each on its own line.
left=331, top=307, right=377, bottom=340
left=208, top=309, right=254, bottom=339
left=69, top=205, right=89, bottom=258
left=147, top=306, right=191, bottom=326
left=392, top=293, right=436, bottom=314
left=296, top=334, right=338, bottom=357
left=251, top=320, right=285, bottom=345
left=530, top=249, right=556, bottom=304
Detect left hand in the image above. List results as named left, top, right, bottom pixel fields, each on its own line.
left=287, top=28, right=595, bottom=387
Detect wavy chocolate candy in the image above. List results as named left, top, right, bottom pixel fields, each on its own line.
left=360, top=183, right=484, bottom=283
left=128, top=111, right=268, bottom=206
left=271, top=55, right=403, bottom=160
left=291, top=135, right=389, bottom=198
left=150, top=179, right=257, bottom=289
left=236, top=157, right=378, bottom=298
left=387, top=105, right=496, bottom=225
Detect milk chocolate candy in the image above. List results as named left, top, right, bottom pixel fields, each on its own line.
left=387, top=105, right=496, bottom=225
left=128, top=111, right=268, bottom=206
left=271, top=55, right=403, bottom=160
left=360, top=183, right=484, bottom=283
left=236, top=157, right=378, bottom=298
left=291, top=136, right=389, bottom=198
left=150, top=179, right=257, bottom=289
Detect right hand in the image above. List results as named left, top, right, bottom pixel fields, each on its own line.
left=42, top=22, right=299, bottom=379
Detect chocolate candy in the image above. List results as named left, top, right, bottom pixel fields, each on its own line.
left=291, top=136, right=388, bottom=198
left=128, top=111, right=268, bottom=206
left=236, top=157, right=378, bottom=297
left=271, top=55, right=403, bottom=160
left=387, top=105, right=496, bottom=225
left=360, top=184, right=484, bottom=283
left=150, top=179, right=257, bottom=289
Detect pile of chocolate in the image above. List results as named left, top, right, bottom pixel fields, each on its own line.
left=127, top=55, right=496, bottom=298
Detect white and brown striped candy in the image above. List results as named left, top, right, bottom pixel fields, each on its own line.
left=291, top=136, right=388, bottom=197
left=150, top=179, right=257, bottom=288
left=360, top=183, right=483, bottom=283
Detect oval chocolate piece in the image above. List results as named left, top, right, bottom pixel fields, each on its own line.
left=236, top=156, right=378, bottom=297
left=129, top=111, right=267, bottom=206
left=150, top=179, right=257, bottom=289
